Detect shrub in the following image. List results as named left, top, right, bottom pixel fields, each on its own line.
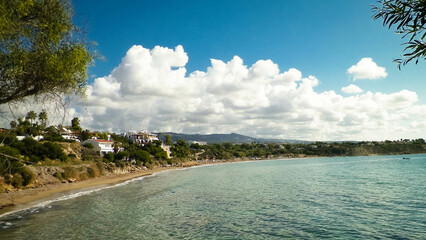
left=43, top=142, right=68, bottom=162
left=62, top=167, right=78, bottom=180
left=114, top=151, right=127, bottom=161
left=20, top=167, right=35, bottom=186
left=114, top=161, right=126, bottom=168
left=53, top=172, right=63, bottom=181
left=0, top=177, right=5, bottom=193
left=83, top=143, right=94, bottom=149
left=131, top=150, right=151, bottom=166
left=103, top=152, right=114, bottom=163
left=79, top=172, right=89, bottom=181
left=87, top=165, right=99, bottom=178
left=29, top=154, right=42, bottom=163
left=82, top=155, right=93, bottom=161
left=0, top=133, right=17, bottom=144
left=95, top=160, right=104, bottom=175
left=10, top=173, right=24, bottom=188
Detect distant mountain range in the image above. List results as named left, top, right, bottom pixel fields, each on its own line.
left=156, top=132, right=310, bottom=144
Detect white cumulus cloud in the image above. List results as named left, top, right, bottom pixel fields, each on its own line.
left=347, top=57, right=387, bottom=80
left=341, top=84, right=363, bottom=94
left=2, top=45, right=425, bottom=141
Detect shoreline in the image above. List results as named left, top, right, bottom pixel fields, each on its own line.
left=0, top=153, right=420, bottom=217
left=0, top=165, right=186, bottom=216
left=0, top=157, right=284, bottom=216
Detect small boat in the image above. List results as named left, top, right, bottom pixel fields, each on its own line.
left=402, top=157, right=410, bottom=159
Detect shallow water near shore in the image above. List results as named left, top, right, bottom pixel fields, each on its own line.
left=1, top=154, right=425, bottom=239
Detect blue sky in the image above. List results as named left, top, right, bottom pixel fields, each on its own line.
left=35, top=0, right=426, bottom=140
left=73, top=0, right=425, bottom=101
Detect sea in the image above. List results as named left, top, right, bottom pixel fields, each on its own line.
left=0, top=154, right=425, bottom=239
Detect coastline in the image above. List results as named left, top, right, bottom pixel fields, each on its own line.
left=0, top=153, right=416, bottom=217
left=0, top=157, right=280, bottom=216
left=0, top=165, right=187, bottom=216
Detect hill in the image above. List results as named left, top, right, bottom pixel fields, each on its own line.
left=157, top=132, right=309, bottom=144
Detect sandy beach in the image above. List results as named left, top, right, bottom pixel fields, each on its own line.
left=0, top=157, right=300, bottom=216
left=0, top=165, right=185, bottom=216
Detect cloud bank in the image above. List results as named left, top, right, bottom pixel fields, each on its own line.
left=60, top=45, right=425, bottom=141
left=347, top=57, right=387, bottom=80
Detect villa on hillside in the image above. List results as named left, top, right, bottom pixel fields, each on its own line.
left=124, top=130, right=171, bottom=158
left=82, top=139, right=114, bottom=156
left=60, top=128, right=80, bottom=142
left=124, top=130, right=159, bottom=146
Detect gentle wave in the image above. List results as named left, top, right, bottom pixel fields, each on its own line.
left=0, top=175, right=148, bottom=220
left=0, top=164, right=210, bottom=219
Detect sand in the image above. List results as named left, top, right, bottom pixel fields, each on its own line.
left=0, top=166, right=184, bottom=216
left=0, top=157, right=299, bottom=216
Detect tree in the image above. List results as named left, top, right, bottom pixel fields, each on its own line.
left=71, top=117, right=82, bottom=132
left=38, top=110, right=48, bottom=127
left=165, top=134, right=173, bottom=146
left=373, top=0, right=426, bottom=68
left=171, top=139, right=190, bottom=159
left=0, top=0, right=93, bottom=105
left=80, top=129, right=91, bottom=141
left=26, top=111, right=37, bottom=124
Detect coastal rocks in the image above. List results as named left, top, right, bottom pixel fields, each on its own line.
left=56, top=142, right=82, bottom=159
left=29, top=166, right=62, bottom=186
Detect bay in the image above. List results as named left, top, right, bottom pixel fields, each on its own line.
left=1, top=154, right=425, bottom=239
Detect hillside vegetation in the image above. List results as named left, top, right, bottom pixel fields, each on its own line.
left=1, top=111, right=425, bottom=193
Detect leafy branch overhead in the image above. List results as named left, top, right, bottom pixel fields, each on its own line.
left=0, top=0, right=93, bottom=105
left=372, top=0, right=426, bottom=68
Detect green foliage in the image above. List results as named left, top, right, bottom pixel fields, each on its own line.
left=0, top=0, right=94, bottom=104
left=83, top=142, right=94, bottom=149
left=0, top=146, right=35, bottom=187
left=171, top=139, right=190, bottom=159
left=19, top=166, right=35, bottom=186
left=71, top=117, right=82, bottom=132
left=141, top=142, right=168, bottom=160
left=43, top=141, right=68, bottom=162
left=103, top=152, right=114, bottom=163
left=372, top=0, right=426, bottom=68
left=38, top=110, right=48, bottom=127
left=11, top=137, right=67, bottom=162
left=165, top=135, right=173, bottom=146
left=0, top=132, right=17, bottom=145
left=131, top=150, right=152, bottom=166
left=7, top=173, right=24, bottom=188
left=81, top=155, right=93, bottom=161
left=26, top=111, right=37, bottom=124
left=80, top=130, right=91, bottom=141
left=111, top=133, right=129, bottom=144
left=8, top=110, right=51, bottom=137
left=43, top=133, right=65, bottom=142
left=87, top=165, right=100, bottom=178
left=113, top=151, right=128, bottom=161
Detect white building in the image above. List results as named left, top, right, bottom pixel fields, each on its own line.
left=124, top=130, right=159, bottom=145
left=82, top=139, right=114, bottom=156
left=60, top=128, right=79, bottom=142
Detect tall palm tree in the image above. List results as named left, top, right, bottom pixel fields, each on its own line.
left=38, top=110, right=48, bottom=127
left=26, top=111, right=37, bottom=124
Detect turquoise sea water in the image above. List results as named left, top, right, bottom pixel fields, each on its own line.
left=0, top=154, right=425, bottom=239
